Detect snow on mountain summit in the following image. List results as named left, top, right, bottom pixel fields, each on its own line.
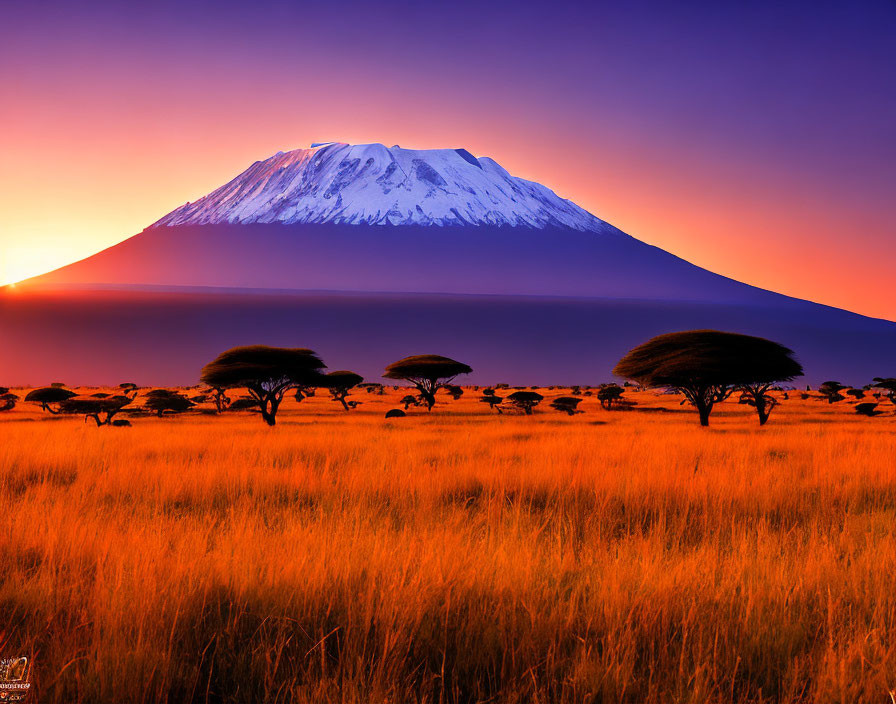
left=153, top=142, right=611, bottom=232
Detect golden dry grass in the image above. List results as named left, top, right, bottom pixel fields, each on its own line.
left=2, top=387, right=896, bottom=703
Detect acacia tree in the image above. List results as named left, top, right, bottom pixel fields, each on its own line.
left=207, top=386, right=232, bottom=413
left=0, top=388, right=18, bottom=412
left=872, top=378, right=896, bottom=404
left=597, top=384, right=626, bottom=410
left=479, top=388, right=503, bottom=413
left=613, top=330, right=803, bottom=426
left=443, top=385, right=464, bottom=400
left=200, top=346, right=326, bottom=426
left=480, top=395, right=504, bottom=413
left=59, top=395, right=134, bottom=426
left=507, top=391, right=543, bottom=415
left=550, top=396, right=582, bottom=416
left=818, top=381, right=846, bottom=404
left=24, top=387, right=77, bottom=414
left=321, top=371, right=364, bottom=411
left=143, top=389, right=195, bottom=417
left=383, top=355, right=472, bottom=411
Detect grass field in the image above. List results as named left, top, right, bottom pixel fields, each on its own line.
left=2, top=387, right=896, bottom=703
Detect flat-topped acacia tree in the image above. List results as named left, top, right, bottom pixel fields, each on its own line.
left=143, top=389, right=195, bottom=417
left=507, top=390, right=544, bottom=415
left=59, top=395, right=134, bottom=427
left=383, top=355, right=472, bottom=411
left=200, top=346, right=326, bottom=426
left=550, top=396, right=582, bottom=416
left=24, top=387, right=77, bottom=414
left=321, top=371, right=364, bottom=411
left=613, top=330, right=803, bottom=426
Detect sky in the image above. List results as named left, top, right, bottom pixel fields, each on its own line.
left=1, top=0, right=894, bottom=319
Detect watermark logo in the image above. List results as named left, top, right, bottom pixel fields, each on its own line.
left=0, top=657, right=32, bottom=702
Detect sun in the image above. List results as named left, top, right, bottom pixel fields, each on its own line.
left=0, top=246, right=66, bottom=287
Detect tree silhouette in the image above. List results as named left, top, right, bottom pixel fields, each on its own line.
left=597, top=384, right=626, bottom=410
left=0, top=388, right=18, bottom=412
left=479, top=388, right=503, bottom=413
left=143, top=389, right=195, bottom=417
left=443, top=385, right=464, bottom=400
left=480, top=394, right=503, bottom=413
left=736, top=388, right=781, bottom=425
left=614, top=330, right=803, bottom=426
left=401, top=395, right=420, bottom=410
left=818, top=381, right=847, bottom=404
left=321, top=371, right=364, bottom=410
left=200, top=346, right=326, bottom=426
left=206, top=386, right=231, bottom=413
left=507, top=391, right=543, bottom=415
left=550, top=396, right=582, bottom=415
left=872, top=378, right=896, bottom=404
left=383, top=355, right=472, bottom=411
left=24, top=387, right=77, bottom=414
left=59, top=395, right=134, bottom=426
left=855, top=402, right=882, bottom=417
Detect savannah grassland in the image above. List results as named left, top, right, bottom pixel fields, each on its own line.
left=2, top=387, right=896, bottom=704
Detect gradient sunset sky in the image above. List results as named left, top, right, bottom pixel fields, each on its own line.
left=1, top=0, right=894, bottom=318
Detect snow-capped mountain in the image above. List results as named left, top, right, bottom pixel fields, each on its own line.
left=11, top=140, right=896, bottom=385
left=19, top=141, right=780, bottom=301
left=153, top=142, right=613, bottom=233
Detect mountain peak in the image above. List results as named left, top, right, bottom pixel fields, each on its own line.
left=152, top=142, right=610, bottom=232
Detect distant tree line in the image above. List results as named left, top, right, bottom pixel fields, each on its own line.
left=6, top=329, right=895, bottom=428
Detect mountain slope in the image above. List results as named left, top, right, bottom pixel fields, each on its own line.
left=10, top=141, right=895, bottom=384
left=23, top=142, right=795, bottom=305
left=26, top=222, right=787, bottom=304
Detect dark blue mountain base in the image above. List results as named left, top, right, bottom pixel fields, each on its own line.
left=2, top=288, right=892, bottom=386
left=25, top=223, right=792, bottom=304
